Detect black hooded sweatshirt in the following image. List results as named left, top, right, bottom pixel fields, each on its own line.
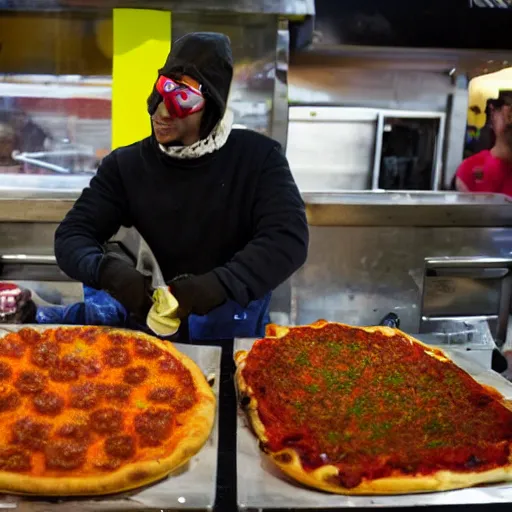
left=54, top=32, right=308, bottom=307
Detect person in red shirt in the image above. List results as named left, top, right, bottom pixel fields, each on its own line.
left=455, top=121, right=512, bottom=197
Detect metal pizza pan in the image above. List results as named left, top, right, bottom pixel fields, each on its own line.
left=0, top=325, right=220, bottom=511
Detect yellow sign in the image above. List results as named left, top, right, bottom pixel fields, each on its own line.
left=112, top=9, right=171, bottom=149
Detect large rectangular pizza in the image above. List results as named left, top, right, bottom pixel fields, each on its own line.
left=235, top=320, right=512, bottom=495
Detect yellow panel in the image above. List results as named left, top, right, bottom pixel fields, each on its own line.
left=112, top=9, right=171, bottom=149
left=468, top=67, right=512, bottom=128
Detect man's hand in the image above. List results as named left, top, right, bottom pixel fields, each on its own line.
left=98, top=254, right=153, bottom=322
left=169, top=273, right=227, bottom=318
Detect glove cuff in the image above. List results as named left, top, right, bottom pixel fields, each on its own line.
left=98, top=253, right=125, bottom=291
left=98, top=254, right=153, bottom=321
left=195, top=272, right=228, bottom=305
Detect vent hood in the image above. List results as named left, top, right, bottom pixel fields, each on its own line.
left=312, top=0, right=512, bottom=51
left=1, top=0, right=314, bottom=15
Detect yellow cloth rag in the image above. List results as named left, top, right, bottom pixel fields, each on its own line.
left=146, top=287, right=181, bottom=337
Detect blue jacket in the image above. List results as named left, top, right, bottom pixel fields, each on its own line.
left=36, top=286, right=271, bottom=340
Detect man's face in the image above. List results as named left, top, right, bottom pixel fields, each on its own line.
left=492, top=105, right=512, bottom=136
left=151, top=102, right=203, bottom=146
left=151, top=74, right=204, bottom=146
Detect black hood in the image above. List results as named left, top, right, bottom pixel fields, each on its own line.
left=147, top=32, right=233, bottom=139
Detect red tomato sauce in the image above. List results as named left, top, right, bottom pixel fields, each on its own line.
left=242, top=324, right=512, bottom=488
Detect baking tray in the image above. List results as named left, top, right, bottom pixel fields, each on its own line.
left=234, top=338, right=512, bottom=510
left=0, top=325, right=221, bottom=511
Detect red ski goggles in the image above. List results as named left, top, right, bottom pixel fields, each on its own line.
left=155, top=75, right=205, bottom=119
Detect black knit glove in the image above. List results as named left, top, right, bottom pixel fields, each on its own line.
left=169, top=273, right=227, bottom=318
left=98, top=254, right=153, bottom=322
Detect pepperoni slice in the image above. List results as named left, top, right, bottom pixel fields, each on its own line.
left=70, top=383, right=99, bottom=410
left=49, top=355, right=81, bottom=382
left=79, top=328, right=101, bottom=345
left=90, top=408, right=124, bottom=434
left=0, top=361, right=13, bottom=381
left=173, top=393, right=196, bottom=413
left=33, top=392, right=64, bottom=416
left=0, top=334, right=26, bottom=359
left=15, top=371, right=47, bottom=395
left=0, top=448, right=31, bottom=472
left=30, top=341, right=60, bottom=368
left=177, top=370, right=195, bottom=390
left=54, top=328, right=75, bottom=344
left=81, top=358, right=102, bottom=377
left=44, top=440, right=87, bottom=470
left=110, top=334, right=127, bottom=346
left=58, top=423, right=90, bottom=441
left=123, top=366, right=149, bottom=385
left=0, top=390, right=20, bottom=413
left=159, top=354, right=182, bottom=373
left=12, top=418, right=50, bottom=450
left=100, top=384, right=131, bottom=403
left=103, top=347, right=131, bottom=368
left=17, top=328, right=41, bottom=345
left=134, top=408, right=173, bottom=447
left=147, top=386, right=196, bottom=413
left=148, top=387, right=176, bottom=403
left=134, top=338, right=162, bottom=359
left=104, top=435, right=135, bottom=459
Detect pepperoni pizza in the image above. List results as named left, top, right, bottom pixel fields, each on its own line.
left=235, top=320, right=512, bottom=495
left=0, top=326, right=215, bottom=495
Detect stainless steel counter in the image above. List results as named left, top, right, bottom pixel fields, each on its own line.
left=303, top=191, right=512, bottom=227
left=1, top=190, right=510, bottom=226
left=0, top=200, right=74, bottom=223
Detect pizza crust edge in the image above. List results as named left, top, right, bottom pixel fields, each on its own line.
left=235, top=321, right=512, bottom=495
left=0, top=327, right=216, bottom=496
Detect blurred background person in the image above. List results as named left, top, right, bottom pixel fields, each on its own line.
left=455, top=122, right=512, bottom=196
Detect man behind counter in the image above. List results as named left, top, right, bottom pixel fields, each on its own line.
left=455, top=122, right=512, bottom=197
left=54, top=32, right=309, bottom=341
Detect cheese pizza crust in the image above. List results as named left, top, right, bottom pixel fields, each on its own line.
left=235, top=320, right=512, bottom=495
left=0, top=326, right=215, bottom=496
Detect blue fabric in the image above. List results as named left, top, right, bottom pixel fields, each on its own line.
left=37, top=285, right=271, bottom=341
left=188, top=293, right=271, bottom=341
left=36, top=286, right=127, bottom=326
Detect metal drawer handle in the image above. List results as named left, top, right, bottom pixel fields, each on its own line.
left=426, top=268, right=509, bottom=279
left=0, top=255, right=57, bottom=264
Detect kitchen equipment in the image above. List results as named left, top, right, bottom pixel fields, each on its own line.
left=420, top=256, right=512, bottom=347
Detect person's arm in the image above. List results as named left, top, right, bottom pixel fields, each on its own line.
left=171, top=145, right=309, bottom=313
left=216, top=145, right=308, bottom=304
left=455, top=177, right=470, bottom=192
left=54, top=153, right=152, bottom=320
left=55, top=153, right=130, bottom=287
